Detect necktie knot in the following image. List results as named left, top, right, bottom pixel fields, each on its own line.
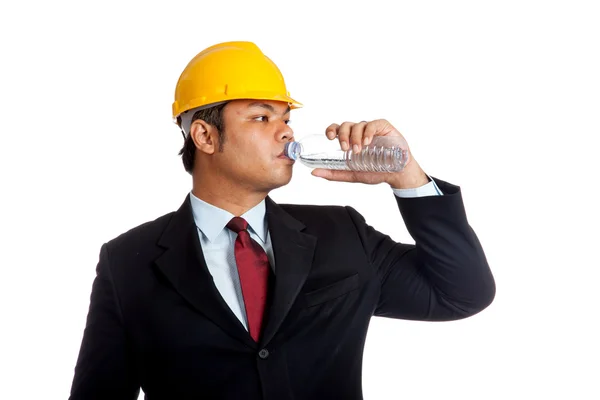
left=226, top=217, right=248, bottom=234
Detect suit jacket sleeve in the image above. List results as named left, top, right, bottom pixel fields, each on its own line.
left=69, top=244, right=140, bottom=400
left=346, top=177, right=496, bottom=321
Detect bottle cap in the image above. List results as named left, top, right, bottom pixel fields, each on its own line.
left=283, top=141, right=302, bottom=160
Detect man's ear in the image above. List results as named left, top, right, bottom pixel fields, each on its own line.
left=190, top=120, right=218, bottom=155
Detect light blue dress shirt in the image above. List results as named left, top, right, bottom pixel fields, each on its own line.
left=189, top=177, right=443, bottom=330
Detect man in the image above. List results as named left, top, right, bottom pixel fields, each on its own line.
left=70, top=41, right=495, bottom=400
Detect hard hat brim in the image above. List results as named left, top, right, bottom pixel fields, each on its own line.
left=173, top=93, right=302, bottom=120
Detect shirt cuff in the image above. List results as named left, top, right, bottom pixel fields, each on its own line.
left=392, top=175, right=443, bottom=198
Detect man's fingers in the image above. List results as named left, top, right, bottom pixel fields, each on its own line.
left=363, top=122, right=379, bottom=146
left=349, top=121, right=367, bottom=154
left=325, top=123, right=339, bottom=140
left=311, top=169, right=357, bottom=182
left=325, top=119, right=400, bottom=153
left=337, top=122, right=354, bottom=151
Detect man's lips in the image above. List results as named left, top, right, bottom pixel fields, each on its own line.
left=277, top=152, right=294, bottom=161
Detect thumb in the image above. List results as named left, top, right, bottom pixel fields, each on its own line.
left=311, top=168, right=357, bottom=182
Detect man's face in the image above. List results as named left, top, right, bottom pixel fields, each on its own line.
left=211, top=99, right=295, bottom=193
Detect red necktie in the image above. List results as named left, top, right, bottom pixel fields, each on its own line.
left=226, top=217, right=269, bottom=342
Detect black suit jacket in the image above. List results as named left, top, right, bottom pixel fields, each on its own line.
left=69, top=177, right=495, bottom=400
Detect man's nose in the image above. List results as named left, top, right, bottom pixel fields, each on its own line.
left=277, top=121, right=294, bottom=142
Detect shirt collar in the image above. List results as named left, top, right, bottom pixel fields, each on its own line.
left=189, top=192, right=267, bottom=244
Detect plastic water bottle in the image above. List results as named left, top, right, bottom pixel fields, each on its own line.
left=283, top=135, right=410, bottom=172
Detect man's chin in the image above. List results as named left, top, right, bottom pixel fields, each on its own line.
left=264, top=171, right=293, bottom=192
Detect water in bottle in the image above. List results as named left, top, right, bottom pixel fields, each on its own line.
left=283, top=134, right=409, bottom=172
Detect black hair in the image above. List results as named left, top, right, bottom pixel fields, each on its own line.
left=177, top=102, right=228, bottom=174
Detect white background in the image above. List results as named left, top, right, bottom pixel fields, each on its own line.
left=1, top=0, right=599, bottom=399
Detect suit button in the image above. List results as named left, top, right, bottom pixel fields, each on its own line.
left=258, top=349, right=269, bottom=359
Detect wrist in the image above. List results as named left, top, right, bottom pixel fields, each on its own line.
left=387, top=169, right=430, bottom=189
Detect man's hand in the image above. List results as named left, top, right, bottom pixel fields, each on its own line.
left=311, top=119, right=430, bottom=189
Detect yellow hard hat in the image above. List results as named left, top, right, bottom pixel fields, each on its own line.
left=172, top=41, right=302, bottom=120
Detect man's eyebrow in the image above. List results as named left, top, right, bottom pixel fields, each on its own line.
left=248, top=102, right=291, bottom=115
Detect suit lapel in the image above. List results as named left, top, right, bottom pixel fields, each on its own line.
left=154, top=195, right=256, bottom=349
left=261, top=197, right=317, bottom=346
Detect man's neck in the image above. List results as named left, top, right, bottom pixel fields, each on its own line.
left=191, top=182, right=267, bottom=217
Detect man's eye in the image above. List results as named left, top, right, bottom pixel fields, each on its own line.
left=285, top=120, right=291, bottom=125
left=253, top=116, right=268, bottom=122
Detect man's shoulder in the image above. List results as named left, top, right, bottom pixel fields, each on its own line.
left=278, top=202, right=346, bottom=213
left=104, top=210, right=176, bottom=252
left=276, top=202, right=358, bottom=226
